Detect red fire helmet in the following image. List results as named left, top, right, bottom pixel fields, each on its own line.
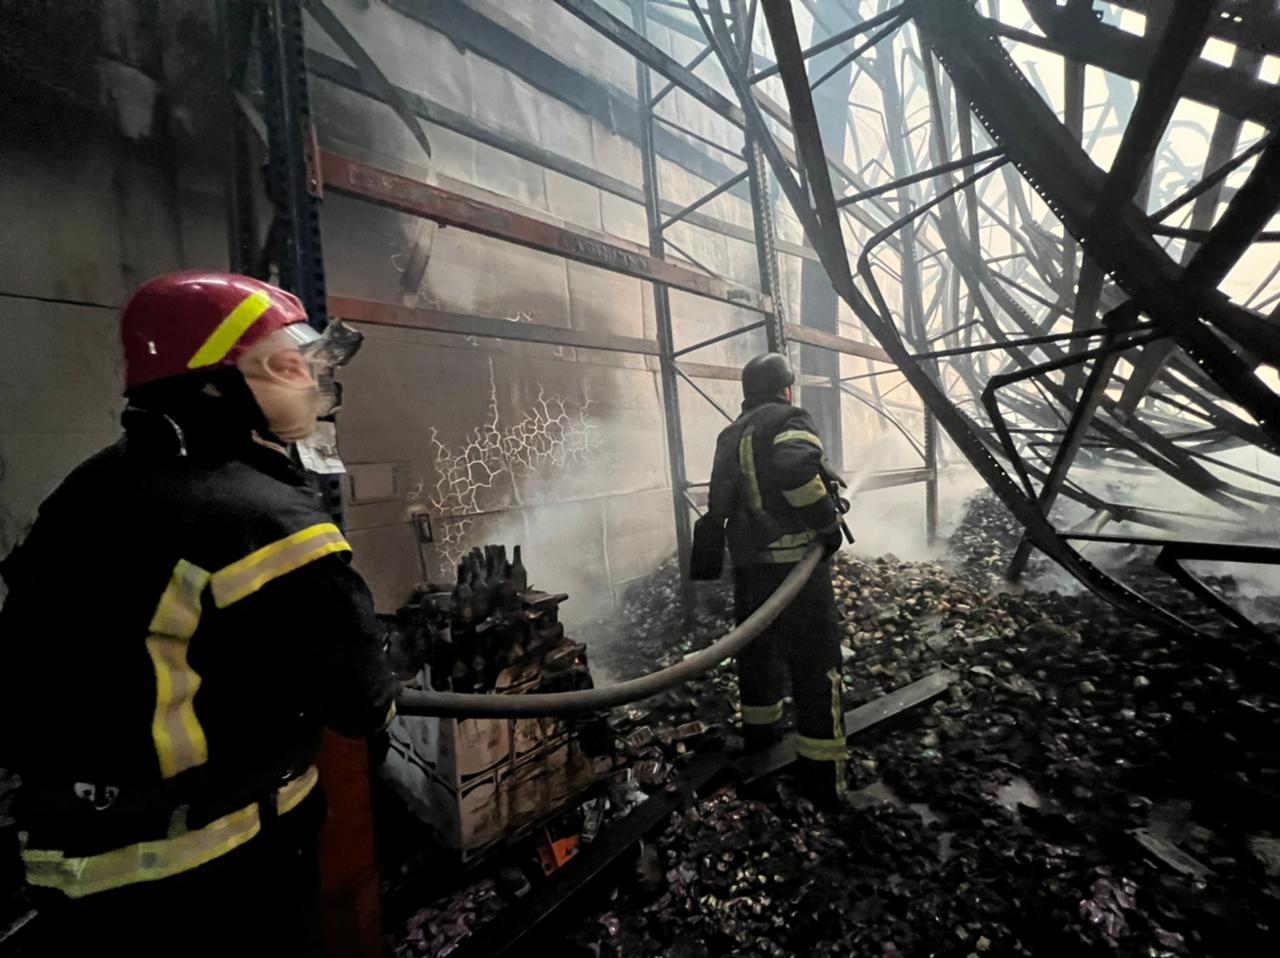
left=120, top=271, right=319, bottom=393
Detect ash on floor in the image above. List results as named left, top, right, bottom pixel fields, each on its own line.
left=398, top=492, right=1280, bottom=958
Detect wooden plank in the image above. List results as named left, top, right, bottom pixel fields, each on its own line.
left=843, top=669, right=957, bottom=736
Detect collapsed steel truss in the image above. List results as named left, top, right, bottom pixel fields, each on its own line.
left=686, top=0, right=1280, bottom=637
left=225, top=0, right=1280, bottom=636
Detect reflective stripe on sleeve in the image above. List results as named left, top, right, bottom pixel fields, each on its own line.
left=773, top=429, right=823, bottom=450
left=187, top=290, right=273, bottom=369
left=767, top=531, right=817, bottom=549
left=741, top=700, right=784, bottom=725
left=782, top=474, right=829, bottom=508
left=738, top=431, right=764, bottom=513
left=146, top=560, right=212, bottom=779
left=754, top=545, right=812, bottom=564
left=210, top=523, right=350, bottom=608
left=22, top=768, right=319, bottom=899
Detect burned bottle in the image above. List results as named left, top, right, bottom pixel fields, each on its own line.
left=510, top=545, right=529, bottom=593
left=427, top=621, right=454, bottom=692
left=469, top=553, right=492, bottom=620
left=497, top=561, right=520, bottom=614
left=453, top=563, right=476, bottom=628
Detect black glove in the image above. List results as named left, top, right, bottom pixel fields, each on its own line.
left=819, top=524, right=843, bottom=557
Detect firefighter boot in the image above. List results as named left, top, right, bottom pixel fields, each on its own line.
left=794, top=754, right=848, bottom=810
left=741, top=721, right=785, bottom=754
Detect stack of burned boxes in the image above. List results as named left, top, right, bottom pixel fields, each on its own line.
left=380, top=545, right=609, bottom=860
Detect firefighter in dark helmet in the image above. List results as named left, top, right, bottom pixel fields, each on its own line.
left=0, top=272, right=399, bottom=956
left=705, top=352, right=848, bottom=806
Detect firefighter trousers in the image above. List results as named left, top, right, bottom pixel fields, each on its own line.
left=23, top=789, right=326, bottom=957
left=734, top=558, right=847, bottom=804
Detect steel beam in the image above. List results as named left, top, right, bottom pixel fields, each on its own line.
left=219, top=0, right=260, bottom=274
left=318, top=149, right=773, bottom=312
left=836, top=148, right=1005, bottom=207
left=718, top=0, right=1217, bottom=636
left=385, top=0, right=742, bottom=188
left=672, top=319, right=767, bottom=358
left=914, top=0, right=1280, bottom=455
left=1051, top=0, right=1280, bottom=63
left=328, top=296, right=660, bottom=355
left=733, top=0, right=787, bottom=356
left=553, top=0, right=745, bottom=125
left=783, top=323, right=892, bottom=363
left=263, top=0, right=327, bottom=326
left=678, top=359, right=829, bottom=387
left=985, top=16, right=1280, bottom=126
left=1007, top=322, right=1128, bottom=580
left=634, top=0, right=694, bottom=606
left=305, top=52, right=823, bottom=262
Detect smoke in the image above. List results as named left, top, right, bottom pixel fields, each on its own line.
left=423, top=357, right=604, bottom=572
left=838, top=433, right=989, bottom=564
left=413, top=362, right=668, bottom=633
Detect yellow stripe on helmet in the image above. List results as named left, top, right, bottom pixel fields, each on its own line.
left=187, top=290, right=273, bottom=369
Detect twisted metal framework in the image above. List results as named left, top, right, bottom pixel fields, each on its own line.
left=226, top=0, right=1280, bottom=636
left=665, top=0, right=1280, bottom=636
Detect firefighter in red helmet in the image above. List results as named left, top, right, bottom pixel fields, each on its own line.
left=0, top=272, right=399, bottom=956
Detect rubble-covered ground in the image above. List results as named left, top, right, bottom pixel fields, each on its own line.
left=395, top=493, right=1280, bottom=958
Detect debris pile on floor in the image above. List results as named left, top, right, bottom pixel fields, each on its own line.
left=395, top=492, right=1280, bottom=958
left=947, top=489, right=1052, bottom=580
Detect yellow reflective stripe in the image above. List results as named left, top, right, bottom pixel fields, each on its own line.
left=773, top=429, right=823, bottom=451
left=794, top=733, right=848, bottom=762
left=148, top=636, right=208, bottom=779
left=22, top=768, right=319, bottom=899
left=755, top=545, right=811, bottom=563
left=783, top=474, right=829, bottom=508
left=738, top=431, right=763, bottom=512
left=768, top=530, right=817, bottom=549
left=828, top=668, right=847, bottom=798
left=277, top=766, right=320, bottom=816
left=149, top=560, right=209, bottom=639
left=210, top=523, right=350, bottom=608
left=741, top=700, right=784, bottom=725
left=187, top=290, right=273, bottom=369
left=24, top=805, right=259, bottom=898
left=147, top=561, right=212, bottom=779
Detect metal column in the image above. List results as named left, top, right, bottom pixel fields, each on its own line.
left=260, top=0, right=328, bottom=327
left=731, top=0, right=786, bottom=358
left=633, top=0, right=694, bottom=602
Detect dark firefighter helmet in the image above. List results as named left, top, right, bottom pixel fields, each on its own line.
left=741, top=352, right=795, bottom=400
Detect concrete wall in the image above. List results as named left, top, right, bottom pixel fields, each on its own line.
left=0, top=0, right=925, bottom=623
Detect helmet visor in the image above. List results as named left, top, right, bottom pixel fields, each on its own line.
left=281, top=320, right=363, bottom=416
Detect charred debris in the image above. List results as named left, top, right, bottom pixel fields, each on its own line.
left=385, top=493, right=1279, bottom=958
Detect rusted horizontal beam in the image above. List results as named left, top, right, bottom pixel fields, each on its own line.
left=328, top=296, right=660, bottom=355
left=784, top=322, right=893, bottom=362
left=307, top=50, right=821, bottom=264
left=677, top=359, right=830, bottom=387
left=318, top=149, right=773, bottom=312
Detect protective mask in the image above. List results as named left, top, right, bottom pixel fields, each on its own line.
left=239, top=320, right=362, bottom=441
left=250, top=376, right=322, bottom=441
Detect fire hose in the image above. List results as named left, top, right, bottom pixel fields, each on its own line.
left=394, top=544, right=823, bottom=718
